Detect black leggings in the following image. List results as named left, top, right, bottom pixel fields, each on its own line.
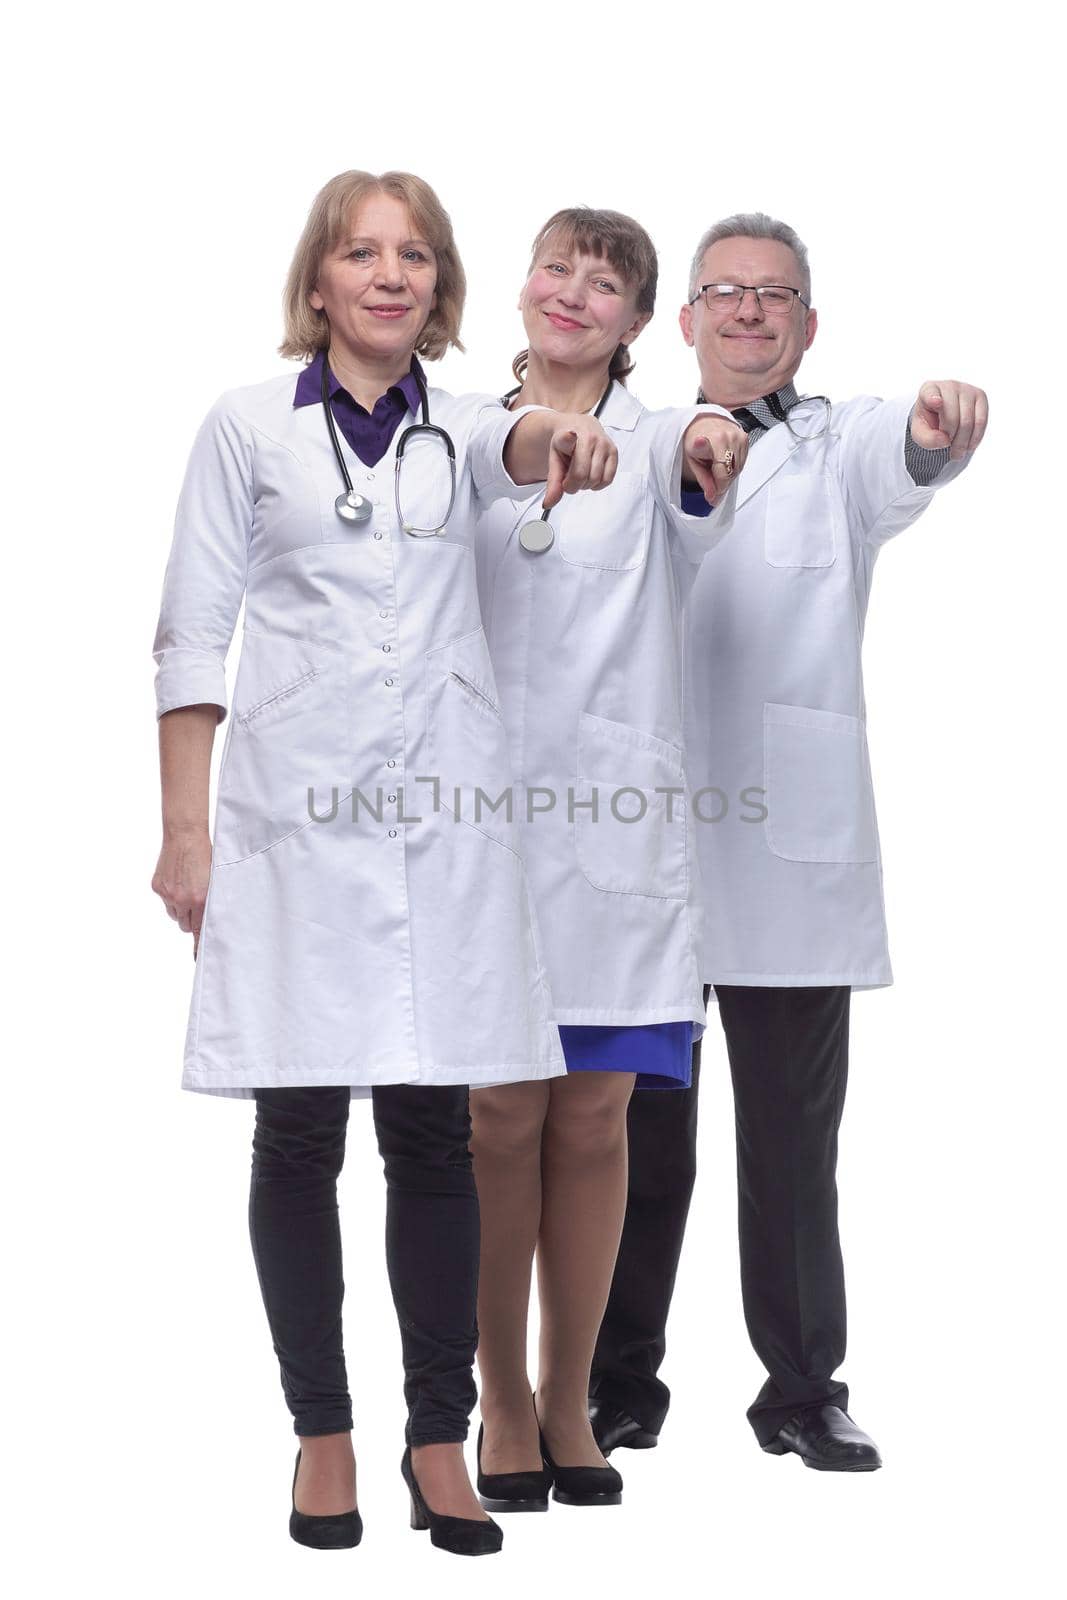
left=248, top=1083, right=480, bottom=1445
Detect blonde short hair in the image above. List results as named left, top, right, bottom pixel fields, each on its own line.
left=279, top=170, right=466, bottom=362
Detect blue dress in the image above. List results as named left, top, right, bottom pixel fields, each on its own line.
left=558, top=1021, right=693, bottom=1090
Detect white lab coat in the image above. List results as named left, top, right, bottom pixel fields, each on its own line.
left=153, top=371, right=565, bottom=1098
left=683, top=394, right=971, bottom=989
left=474, top=381, right=737, bottom=1028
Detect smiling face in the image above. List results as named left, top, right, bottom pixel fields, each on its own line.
left=309, top=190, right=438, bottom=365
left=520, top=237, right=650, bottom=376
left=679, top=236, right=817, bottom=404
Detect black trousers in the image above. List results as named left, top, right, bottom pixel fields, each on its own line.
left=248, top=1083, right=480, bottom=1445
left=592, top=984, right=851, bottom=1446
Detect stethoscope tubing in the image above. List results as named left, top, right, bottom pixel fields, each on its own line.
left=321, top=356, right=457, bottom=535
left=713, top=391, right=833, bottom=444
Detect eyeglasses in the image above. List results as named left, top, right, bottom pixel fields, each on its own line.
left=688, top=283, right=810, bottom=314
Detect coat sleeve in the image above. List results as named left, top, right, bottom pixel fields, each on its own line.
left=645, top=406, right=739, bottom=565
left=465, top=400, right=549, bottom=505
left=152, top=395, right=254, bottom=722
left=835, top=394, right=971, bottom=550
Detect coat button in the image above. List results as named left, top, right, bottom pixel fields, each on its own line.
left=379, top=609, right=390, bottom=619
left=382, top=643, right=392, bottom=652
left=374, top=531, right=383, bottom=541
left=387, top=794, right=397, bottom=804
left=384, top=677, right=394, bottom=687
left=388, top=828, right=398, bottom=838
left=387, top=759, right=397, bottom=769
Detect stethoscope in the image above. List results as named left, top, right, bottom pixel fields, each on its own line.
left=500, top=379, right=614, bottom=555
left=322, top=357, right=457, bottom=536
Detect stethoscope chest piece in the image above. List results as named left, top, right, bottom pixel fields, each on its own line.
left=519, top=515, right=554, bottom=555
left=504, top=379, right=613, bottom=559
left=335, top=490, right=374, bottom=525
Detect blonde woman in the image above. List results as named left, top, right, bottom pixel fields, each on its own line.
left=151, top=172, right=615, bottom=1555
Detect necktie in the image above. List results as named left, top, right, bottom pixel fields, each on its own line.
left=697, top=389, right=772, bottom=435
left=731, top=407, right=764, bottom=435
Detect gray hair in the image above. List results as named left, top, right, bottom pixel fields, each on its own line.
left=688, top=212, right=811, bottom=302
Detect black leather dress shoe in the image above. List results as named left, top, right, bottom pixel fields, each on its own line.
left=588, top=1399, right=659, bottom=1456
left=762, top=1405, right=882, bottom=1472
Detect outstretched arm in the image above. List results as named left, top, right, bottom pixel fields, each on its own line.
left=909, top=379, right=989, bottom=463
left=645, top=406, right=748, bottom=564
left=837, top=383, right=988, bottom=547
left=680, top=412, right=750, bottom=505
left=503, top=411, right=619, bottom=508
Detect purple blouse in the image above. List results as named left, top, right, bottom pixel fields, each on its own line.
left=293, top=349, right=424, bottom=467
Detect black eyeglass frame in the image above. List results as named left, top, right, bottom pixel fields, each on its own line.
left=688, top=282, right=811, bottom=311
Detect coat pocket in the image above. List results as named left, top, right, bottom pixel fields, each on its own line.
left=763, top=701, right=878, bottom=863
left=558, top=469, right=650, bottom=572
left=764, top=468, right=836, bottom=567
left=574, top=712, right=688, bottom=899
left=212, top=629, right=347, bottom=865
left=425, top=626, right=516, bottom=850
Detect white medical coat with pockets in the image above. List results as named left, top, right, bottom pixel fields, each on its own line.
left=153, top=372, right=565, bottom=1098
left=473, top=383, right=737, bottom=1028
left=683, top=394, right=970, bottom=988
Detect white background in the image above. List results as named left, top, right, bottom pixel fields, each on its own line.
left=5, top=2, right=1062, bottom=1596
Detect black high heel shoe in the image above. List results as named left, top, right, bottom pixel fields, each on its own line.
left=476, top=1422, right=552, bottom=1512
left=537, top=1427, right=623, bottom=1506
left=288, top=1447, right=363, bottom=1549
left=401, top=1445, right=503, bottom=1556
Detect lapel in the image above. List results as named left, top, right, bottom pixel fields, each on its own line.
left=733, top=419, right=804, bottom=510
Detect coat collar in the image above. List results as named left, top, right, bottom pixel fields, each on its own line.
left=294, top=349, right=425, bottom=418
left=599, top=379, right=643, bottom=433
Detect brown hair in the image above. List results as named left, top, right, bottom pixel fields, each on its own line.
left=279, top=170, right=466, bottom=362
left=512, top=207, right=658, bottom=386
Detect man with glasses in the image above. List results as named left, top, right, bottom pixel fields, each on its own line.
left=590, top=213, right=987, bottom=1471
